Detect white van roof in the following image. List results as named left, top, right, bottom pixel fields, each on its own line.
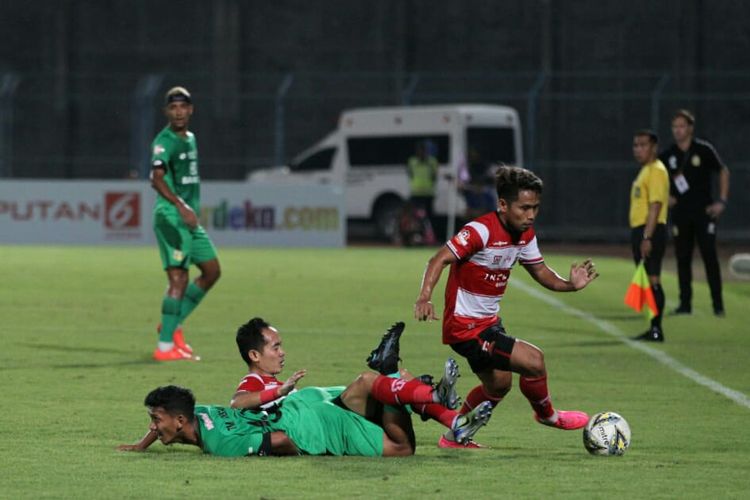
left=339, top=104, right=518, bottom=135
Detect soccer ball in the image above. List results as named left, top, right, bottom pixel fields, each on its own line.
left=582, top=411, right=631, bottom=456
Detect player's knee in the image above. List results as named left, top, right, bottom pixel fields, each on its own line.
left=526, top=348, right=546, bottom=377
left=515, top=344, right=545, bottom=377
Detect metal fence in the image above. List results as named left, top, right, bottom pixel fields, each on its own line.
left=0, top=70, right=747, bottom=241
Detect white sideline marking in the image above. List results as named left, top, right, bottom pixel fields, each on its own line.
left=513, top=280, right=750, bottom=410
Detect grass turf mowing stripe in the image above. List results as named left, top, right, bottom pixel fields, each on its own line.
left=513, top=279, right=750, bottom=410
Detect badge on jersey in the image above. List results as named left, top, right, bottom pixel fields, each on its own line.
left=691, top=154, right=701, bottom=167
left=673, top=174, right=689, bottom=194
left=153, top=144, right=165, bottom=155
left=457, top=229, right=471, bottom=247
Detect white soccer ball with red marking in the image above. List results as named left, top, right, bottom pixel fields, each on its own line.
left=583, top=411, right=631, bottom=456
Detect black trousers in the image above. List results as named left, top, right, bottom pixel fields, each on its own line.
left=672, top=213, right=723, bottom=311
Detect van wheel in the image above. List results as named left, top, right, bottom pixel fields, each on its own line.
left=373, top=197, right=404, bottom=241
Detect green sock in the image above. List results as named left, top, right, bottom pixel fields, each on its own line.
left=159, top=296, right=182, bottom=343
left=178, top=283, right=207, bottom=324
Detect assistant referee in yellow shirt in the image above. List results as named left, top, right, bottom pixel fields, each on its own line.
left=629, top=130, right=670, bottom=342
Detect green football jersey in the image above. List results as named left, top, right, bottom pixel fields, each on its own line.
left=151, top=126, right=201, bottom=215
left=195, top=404, right=279, bottom=457
left=195, top=387, right=383, bottom=457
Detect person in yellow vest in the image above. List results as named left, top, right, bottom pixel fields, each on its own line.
left=630, top=130, right=670, bottom=342
left=407, top=141, right=439, bottom=223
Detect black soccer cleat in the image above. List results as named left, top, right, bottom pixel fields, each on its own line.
left=633, top=326, right=664, bottom=342
left=366, top=322, right=405, bottom=375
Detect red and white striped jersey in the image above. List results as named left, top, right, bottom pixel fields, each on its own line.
left=235, top=373, right=286, bottom=410
left=442, top=211, right=543, bottom=344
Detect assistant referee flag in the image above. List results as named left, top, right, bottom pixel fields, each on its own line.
left=624, top=262, right=658, bottom=319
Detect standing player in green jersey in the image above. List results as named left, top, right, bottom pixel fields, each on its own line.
left=150, top=87, right=221, bottom=361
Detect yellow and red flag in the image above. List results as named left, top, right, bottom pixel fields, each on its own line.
left=624, top=262, right=658, bottom=319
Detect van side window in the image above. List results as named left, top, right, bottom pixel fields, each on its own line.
left=347, top=135, right=450, bottom=166
left=291, top=147, right=336, bottom=172
left=467, top=127, right=516, bottom=165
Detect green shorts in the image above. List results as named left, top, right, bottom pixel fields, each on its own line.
left=153, top=211, right=218, bottom=270
left=283, top=389, right=384, bottom=457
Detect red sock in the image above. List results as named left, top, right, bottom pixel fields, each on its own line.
left=414, top=403, right=458, bottom=429
left=519, top=375, right=555, bottom=419
left=459, top=385, right=503, bottom=415
left=371, top=376, right=434, bottom=406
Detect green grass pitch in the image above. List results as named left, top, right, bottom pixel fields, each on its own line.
left=1, top=245, right=748, bottom=499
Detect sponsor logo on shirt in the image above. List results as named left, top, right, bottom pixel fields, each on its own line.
left=179, top=153, right=187, bottom=160
left=181, top=176, right=200, bottom=184
left=199, top=413, right=214, bottom=430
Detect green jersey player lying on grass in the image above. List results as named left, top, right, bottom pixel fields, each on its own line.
left=118, top=358, right=492, bottom=457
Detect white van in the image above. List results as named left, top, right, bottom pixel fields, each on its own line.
left=248, top=104, right=523, bottom=237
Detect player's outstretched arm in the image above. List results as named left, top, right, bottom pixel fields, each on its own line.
left=117, top=429, right=158, bottom=452
left=230, top=370, right=307, bottom=410
left=415, top=246, right=457, bottom=321
left=523, top=259, right=598, bottom=292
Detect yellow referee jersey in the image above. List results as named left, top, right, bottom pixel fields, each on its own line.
left=629, top=159, right=669, bottom=228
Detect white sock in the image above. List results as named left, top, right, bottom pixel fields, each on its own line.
left=158, top=341, right=175, bottom=352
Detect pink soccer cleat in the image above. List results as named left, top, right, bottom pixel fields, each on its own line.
left=535, top=410, right=589, bottom=430
left=437, top=435, right=487, bottom=449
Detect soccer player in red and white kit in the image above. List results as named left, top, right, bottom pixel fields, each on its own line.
left=415, top=166, right=599, bottom=448
left=230, top=317, right=307, bottom=411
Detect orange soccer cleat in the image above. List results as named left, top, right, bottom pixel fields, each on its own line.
left=153, top=346, right=197, bottom=362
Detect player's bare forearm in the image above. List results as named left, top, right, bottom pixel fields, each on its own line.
left=415, top=247, right=455, bottom=321
left=150, top=170, right=182, bottom=207
left=230, top=391, right=265, bottom=410
left=117, top=429, right=158, bottom=452
left=525, top=259, right=598, bottom=292
left=151, top=169, right=197, bottom=227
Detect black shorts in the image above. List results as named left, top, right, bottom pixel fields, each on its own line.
left=449, top=321, right=517, bottom=373
left=631, top=224, right=666, bottom=276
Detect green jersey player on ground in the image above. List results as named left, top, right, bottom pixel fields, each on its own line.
left=117, top=357, right=493, bottom=456
left=149, top=87, right=221, bottom=361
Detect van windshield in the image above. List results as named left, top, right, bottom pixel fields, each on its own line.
left=347, top=135, right=450, bottom=166
left=467, top=127, right=516, bottom=165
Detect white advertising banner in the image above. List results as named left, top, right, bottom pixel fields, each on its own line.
left=0, top=180, right=345, bottom=247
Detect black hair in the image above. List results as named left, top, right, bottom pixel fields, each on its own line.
left=495, top=166, right=543, bottom=203
left=634, top=129, right=659, bottom=144
left=236, top=317, right=272, bottom=366
left=144, top=385, right=195, bottom=417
